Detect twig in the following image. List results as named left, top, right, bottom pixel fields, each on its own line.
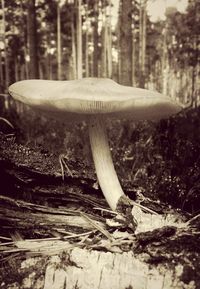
left=59, top=154, right=73, bottom=179
left=93, top=207, right=118, bottom=215
left=80, top=212, right=113, bottom=241
left=130, top=200, right=159, bottom=215
left=0, top=117, right=14, bottom=129
left=185, top=213, right=200, bottom=226
left=0, top=236, right=12, bottom=241
left=22, top=230, right=97, bottom=242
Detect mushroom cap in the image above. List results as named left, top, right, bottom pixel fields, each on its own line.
left=9, top=78, right=182, bottom=121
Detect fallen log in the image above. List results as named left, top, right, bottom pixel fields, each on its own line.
left=1, top=218, right=200, bottom=289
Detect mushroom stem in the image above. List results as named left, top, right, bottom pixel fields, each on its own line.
left=88, top=115, right=125, bottom=211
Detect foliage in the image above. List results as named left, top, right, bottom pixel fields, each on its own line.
left=165, top=0, right=200, bottom=69
left=107, top=107, right=200, bottom=213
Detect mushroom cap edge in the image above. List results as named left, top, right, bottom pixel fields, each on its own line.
left=8, top=78, right=183, bottom=121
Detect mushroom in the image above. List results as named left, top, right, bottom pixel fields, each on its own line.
left=8, top=78, right=182, bottom=211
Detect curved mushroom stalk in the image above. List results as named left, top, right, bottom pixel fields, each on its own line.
left=9, top=78, right=182, bottom=212
left=88, top=115, right=125, bottom=211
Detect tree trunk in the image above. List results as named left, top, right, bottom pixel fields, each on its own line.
left=0, top=50, right=3, bottom=87
left=191, top=33, right=198, bottom=107
left=93, top=0, right=99, bottom=77
left=84, top=0, right=89, bottom=77
left=2, top=225, right=199, bottom=289
left=132, top=26, right=136, bottom=86
left=101, top=24, right=107, bottom=77
left=45, top=25, right=53, bottom=80
left=27, top=0, right=39, bottom=79
left=162, top=24, right=169, bottom=95
left=19, top=0, right=29, bottom=80
left=71, top=23, right=77, bottom=79
left=101, top=0, right=112, bottom=78
left=15, top=58, right=19, bottom=82
left=106, top=0, right=112, bottom=78
left=57, top=1, right=62, bottom=80
left=139, top=0, right=147, bottom=88
left=119, top=0, right=132, bottom=86
left=76, top=0, right=82, bottom=79
left=1, top=0, right=9, bottom=92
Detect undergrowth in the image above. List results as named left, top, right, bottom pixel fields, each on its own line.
left=2, top=104, right=200, bottom=214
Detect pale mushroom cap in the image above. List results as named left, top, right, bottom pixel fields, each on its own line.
left=9, top=78, right=182, bottom=121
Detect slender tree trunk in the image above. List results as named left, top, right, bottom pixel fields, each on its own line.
left=57, top=1, right=62, bottom=80
left=117, top=6, right=121, bottom=83
left=101, top=4, right=107, bottom=78
left=20, top=64, right=25, bottom=80
left=101, top=0, right=112, bottom=78
left=71, top=20, right=77, bottom=79
left=1, top=0, right=10, bottom=111
left=85, top=32, right=89, bottom=77
left=19, top=0, right=29, bottom=79
left=191, top=33, right=198, bottom=107
left=93, top=0, right=99, bottom=77
left=0, top=50, right=3, bottom=86
left=85, top=0, right=89, bottom=77
left=15, top=58, right=19, bottom=82
left=45, top=25, right=53, bottom=80
left=139, top=0, right=147, bottom=88
left=1, top=0, right=9, bottom=91
left=132, top=27, right=136, bottom=86
left=119, top=0, right=132, bottom=86
left=141, top=0, right=146, bottom=83
left=106, top=0, right=112, bottom=78
left=76, top=0, right=82, bottom=79
left=162, top=24, right=168, bottom=95
left=27, top=0, right=39, bottom=79
left=24, top=47, right=29, bottom=79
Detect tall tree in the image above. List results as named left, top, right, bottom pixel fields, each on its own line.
left=139, top=0, right=147, bottom=88
left=119, top=0, right=132, bottom=86
left=57, top=1, right=62, bottom=80
left=162, top=1, right=200, bottom=105
left=101, top=0, right=107, bottom=77
left=92, top=0, right=99, bottom=77
left=27, top=0, right=39, bottom=78
left=84, top=0, right=89, bottom=77
left=76, top=0, right=82, bottom=79
left=1, top=0, right=9, bottom=91
left=103, top=0, right=112, bottom=78
left=71, top=14, right=77, bottom=79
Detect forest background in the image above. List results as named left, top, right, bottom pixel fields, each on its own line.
left=0, top=0, right=199, bottom=103
left=0, top=0, right=200, bottom=214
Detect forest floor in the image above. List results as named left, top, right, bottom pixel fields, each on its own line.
left=0, top=105, right=200, bottom=288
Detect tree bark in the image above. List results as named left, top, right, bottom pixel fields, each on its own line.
left=57, top=1, right=62, bottom=80
left=27, top=0, right=39, bottom=79
left=106, top=0, right=112, bottom=78
left=76, top=0, right=82, bottom=79
left=132, top=26, right=136, bottom=86
left=119, top=0, right=132, bottom=86
left=101, top=0, right=112, bottom=78
left=71, top=8, right=77, bottom=79
left=139, top=0, right=147, bottom=88
left=93, top=0, right=99, bottom=77
left=2, top=225, right=199, bottom=289
left=162, top=24, right=169, bottom=95
left=84, top=0, right=89, bottom=77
